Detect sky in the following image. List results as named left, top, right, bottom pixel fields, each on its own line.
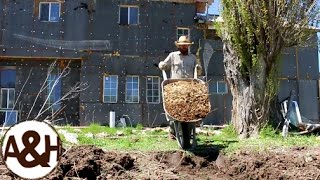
left=208, top=0, right=221, bottom=15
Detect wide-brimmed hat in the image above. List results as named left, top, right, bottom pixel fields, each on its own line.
left=175, top=36, right=194, bottom=46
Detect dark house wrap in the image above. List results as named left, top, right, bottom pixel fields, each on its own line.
left=0, top=0, right=318, bottom=126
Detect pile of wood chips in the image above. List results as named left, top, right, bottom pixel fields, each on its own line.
left=163, top=80, right=211, bottom=121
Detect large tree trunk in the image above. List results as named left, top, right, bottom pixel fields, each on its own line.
left=217, top=0, right=314, bottom=138
left=223, top=42, right=272, bottom=138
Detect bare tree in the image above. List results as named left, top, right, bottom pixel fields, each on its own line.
left=33, top=61, right=88, bottom=122
left=216, top=0, right=319, bottom=138
left=2, top=60, right=88, bottom=130
left=34, top=60, right=88, bottom=123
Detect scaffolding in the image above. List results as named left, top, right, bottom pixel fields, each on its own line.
left=151, top=0, right=213, bottom=13
left=150, top=0, right=213, bottom=4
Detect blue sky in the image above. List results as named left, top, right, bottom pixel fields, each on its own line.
left=208, top=0, right=220, bottom=15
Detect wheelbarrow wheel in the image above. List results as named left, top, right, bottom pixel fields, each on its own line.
left=174, top=121, right=196, bottom=149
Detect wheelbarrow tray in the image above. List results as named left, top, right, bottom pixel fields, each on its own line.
left=161, top=78, right=208, bottom=123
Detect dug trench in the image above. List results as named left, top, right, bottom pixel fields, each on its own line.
left=0, top=145, right=320, bottom=179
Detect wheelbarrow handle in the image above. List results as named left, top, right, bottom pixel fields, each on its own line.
left=162, top=70, right=167, bottom=80
left=194, top=65, right=200, bottom=79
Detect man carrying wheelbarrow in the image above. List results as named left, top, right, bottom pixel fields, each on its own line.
left=158, top=36, right=202, bottom=140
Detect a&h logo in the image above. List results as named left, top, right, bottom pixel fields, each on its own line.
left=1, top=121, right=62, bottom=179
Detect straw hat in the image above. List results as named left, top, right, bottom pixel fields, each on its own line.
left=175, top=36, right=194, bottom=46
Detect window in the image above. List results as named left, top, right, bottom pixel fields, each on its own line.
left=0, top=69, right=16, bottom=88
left=0, top=110, right=18, bottom=126
left=126, top=76, right=139, bottom=103
left=146, top=76, right=160, bottom=104
left=47, top=72, right=61, bottom=111
left=39, top=2, right=60, bottom=22
left=177, top=28, right=191, bottom=52
left=177, top=28, right=190, bottom=40
left=119, top=6, right=139, bottom=25
left=103, top=75, right=118, bottom=103
left=4, top=110, right=18, bottom=127
left=0, top=68, right=16, bottom=110
left=209, top=81, right=228, bottom=94
left=1, top=88, right=15, bottom=109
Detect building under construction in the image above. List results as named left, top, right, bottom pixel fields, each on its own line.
left=0, top=0, right=318, bottom=127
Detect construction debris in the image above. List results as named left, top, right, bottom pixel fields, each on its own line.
left=58, top=129, right=78, bottom=144
left=163, top=80, right=211, bottom=121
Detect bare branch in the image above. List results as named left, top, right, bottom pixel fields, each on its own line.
left=27, top=61, right=57, bottom=119
left=35, top=61, right=72, bottom=119
left=34, top=81, right=88, bottom=120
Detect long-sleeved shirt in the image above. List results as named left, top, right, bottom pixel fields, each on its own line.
left=159, top=51, right=201, bottom=79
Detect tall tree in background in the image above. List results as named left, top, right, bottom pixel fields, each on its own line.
left=216, top=0, right=319, bottom=138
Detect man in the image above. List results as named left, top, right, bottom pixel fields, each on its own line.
left=159, top=36, right=202, bottom=139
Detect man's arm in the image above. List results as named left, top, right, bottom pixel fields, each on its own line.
left=159, top=53, right=172, bottom=70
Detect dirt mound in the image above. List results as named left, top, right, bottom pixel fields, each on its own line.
left=0, top=145, right=320, bottom=179
left=46, top=145, right=135, bottom=179
left=217, top=147, right=320, bottom=179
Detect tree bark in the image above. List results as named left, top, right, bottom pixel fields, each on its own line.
left=269, top=95, right=285, bottom=129
left=223, top=41, right=271, bottom=138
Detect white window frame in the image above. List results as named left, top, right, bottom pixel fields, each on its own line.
left=211, top=81, right=228, bottom=94
left=125, top=75, right=139, bottom=103
left=176, top=27, right=190, bottom=40
left=103, top=75, right=118, bottom=103
left=39, top=2, right=61, bottom=22
left=119, top=5, right=139, bottom=25
left=146, top=76, right=160, bottom=104
left=0, top=88, right=15, bottom=109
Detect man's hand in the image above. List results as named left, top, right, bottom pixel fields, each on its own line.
left=159, top=61, right=167, bottom=70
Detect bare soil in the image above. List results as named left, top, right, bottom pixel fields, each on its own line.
left=0, top=145, right=320, bottom=179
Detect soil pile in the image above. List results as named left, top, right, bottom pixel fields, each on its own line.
left=47, top=145, right=135, bottom=179
left=163, top=80, right=211, bottom=121
left=215, top=147, right=320, bottom=179
left=0, top=145, right=319, bottom=179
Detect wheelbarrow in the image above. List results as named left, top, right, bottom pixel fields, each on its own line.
left=161, top=68, right=207, bottom=149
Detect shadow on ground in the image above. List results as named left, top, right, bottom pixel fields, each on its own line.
left=188, top=139, right=238, bottom=161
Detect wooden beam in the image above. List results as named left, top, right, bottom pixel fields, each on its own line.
left=0, top=56, right=82, bottom=61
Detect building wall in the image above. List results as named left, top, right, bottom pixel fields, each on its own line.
left=0, top=0, right=206, bottom=126
left=279, top=41, right=319, bottom=122
left=76, top=0, right=204, bottom=126
left=79, top=54, right=170, bottom=126
left=198, top=39, right=232, bottom=125
left=0, top=60, right=80, bottom=125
